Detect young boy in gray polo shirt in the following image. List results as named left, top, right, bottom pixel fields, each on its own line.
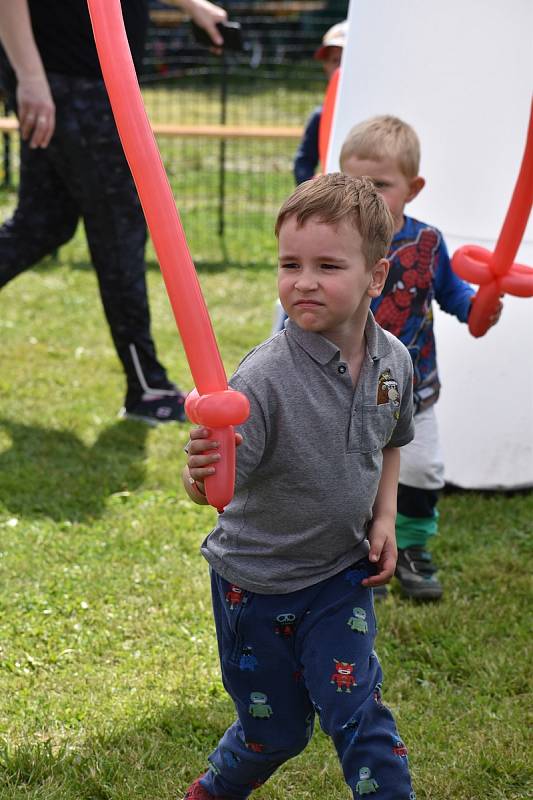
left=182, top=174, right=415, bottom=800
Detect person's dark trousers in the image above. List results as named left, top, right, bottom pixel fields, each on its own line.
left=200, top=562, right=414, bottom=799
left=0, top=74, right=170, bottom=406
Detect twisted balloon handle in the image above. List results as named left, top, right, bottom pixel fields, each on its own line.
left=452, top=100, right=533, bottom=337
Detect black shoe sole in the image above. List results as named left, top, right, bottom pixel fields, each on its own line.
left=397, top=582, right=443, bottom=601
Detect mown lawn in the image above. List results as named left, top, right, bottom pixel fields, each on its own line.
left=0, top=218, right=531, bottom=800
left=0, top=79, right=315, bottom=266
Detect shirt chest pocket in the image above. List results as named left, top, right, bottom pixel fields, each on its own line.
left=352, top=404, right=398, bottom=454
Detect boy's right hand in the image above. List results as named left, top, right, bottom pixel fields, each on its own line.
left=185, top=426, right=243, bottom=496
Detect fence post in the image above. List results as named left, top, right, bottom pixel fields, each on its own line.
left=217, top=49, right=228, bottom=238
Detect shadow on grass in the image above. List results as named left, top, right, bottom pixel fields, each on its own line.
left=442, top=482, right=533, bottom=499
left=146, top=256, right=234, bottom=274
left=29, top=237, right=273, bottom=274
left=0, top=419, right=148, bottom=522
left=0, top=697, right=235, bottom=800
left=64, top=256, right=271, bottom=274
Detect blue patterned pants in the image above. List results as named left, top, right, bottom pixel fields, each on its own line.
left=201, top=561, right=414, bottom=799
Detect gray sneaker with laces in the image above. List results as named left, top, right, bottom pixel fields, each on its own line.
left=395, top=546, right=443, bottom=600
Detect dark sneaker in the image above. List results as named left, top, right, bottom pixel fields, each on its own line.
left=119, top=388, right=186, bottom=426
left=395, top=546, right=443, bottom=600
left=183, top=774, right=229, bottom=799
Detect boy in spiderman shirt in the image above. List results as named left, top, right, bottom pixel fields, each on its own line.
left=341, top=115, right=502, bottom=600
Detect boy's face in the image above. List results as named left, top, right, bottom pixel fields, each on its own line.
left=278, top=216, right=388, bottom=340
left=341, top=154, right=424, bottom=232
left=321, top=46, right=343, bottom=79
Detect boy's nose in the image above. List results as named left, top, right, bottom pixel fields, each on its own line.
left=295, top=273, right=319, bottom=291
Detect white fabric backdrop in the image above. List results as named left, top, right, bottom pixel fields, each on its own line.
left=326, top=0, right=533, bottom=489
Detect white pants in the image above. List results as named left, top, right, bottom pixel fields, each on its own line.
left=399, top=405, right=445, bottom=490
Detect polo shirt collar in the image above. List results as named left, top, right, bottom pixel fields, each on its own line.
left=364, top=311, right=392, bottom=360
left=285, top=312, right=391, bottom=365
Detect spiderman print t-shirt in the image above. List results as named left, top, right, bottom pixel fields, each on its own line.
left=371, top=216, right=474, bottom=412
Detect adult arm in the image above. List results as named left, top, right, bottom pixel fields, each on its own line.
left=167, top=0, right=228, bottom=47
left=0, top=0, right=55, bottom=148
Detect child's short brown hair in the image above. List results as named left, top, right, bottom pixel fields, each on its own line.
left=340, top=115, right=421, bottom=179
left=275, top=173, right=394, bottom=268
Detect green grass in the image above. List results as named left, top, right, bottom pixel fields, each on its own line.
left=138, top=77, right=310, bottom=262
left=141, top=75, right=325, bottom=127
left=0, top=80, right=317, bottom=264
left=0, top=217, right=532, bottom=799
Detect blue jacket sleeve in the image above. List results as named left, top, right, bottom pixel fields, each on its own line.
left=293, top=106, right=322, bottom=185
left=434, top=234, right=475, bottom=322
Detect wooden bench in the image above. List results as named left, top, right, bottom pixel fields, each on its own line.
left=0, top=118, right=17, bottom=133
left=150, top=2, right=326, bottom=26
left=0, top=117, right=302, bottom=139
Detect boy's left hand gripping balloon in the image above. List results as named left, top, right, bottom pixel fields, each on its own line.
left=86, top=0, right=249, bottom=511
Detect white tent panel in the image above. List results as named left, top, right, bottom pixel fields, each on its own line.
left=328, top=0, right=533, bottom=488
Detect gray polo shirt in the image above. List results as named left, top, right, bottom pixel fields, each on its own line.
left=201, top=313, right=414, bottom=594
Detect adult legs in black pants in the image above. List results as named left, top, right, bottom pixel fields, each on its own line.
left=0, top=75, right=185, bottom=423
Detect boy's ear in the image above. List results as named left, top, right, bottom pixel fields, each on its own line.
left=407, top=175, right=425, bottom=202
left=368, top=258, right=389, bottom=297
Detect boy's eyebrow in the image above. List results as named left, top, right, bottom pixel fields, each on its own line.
left=279, top=253, right=350, bottom=262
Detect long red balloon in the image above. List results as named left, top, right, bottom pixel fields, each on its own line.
left=452, top=100, right=533, bottom=337
left=86, top=0, right=249, bottom=511
left=318, top=67, right=340, bottom=173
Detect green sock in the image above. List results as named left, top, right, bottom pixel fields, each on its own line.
left=396, top=511, right=439, bottom=550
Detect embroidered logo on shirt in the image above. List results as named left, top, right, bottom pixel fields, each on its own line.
left=377, top=369, right=400, bottom=407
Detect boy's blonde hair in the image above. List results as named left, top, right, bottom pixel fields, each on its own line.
left=340, top=115, right=421, bottom=179
left=275, top=173, right=393, bottom=268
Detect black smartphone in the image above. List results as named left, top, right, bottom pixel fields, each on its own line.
left=191, top=20, right=244, bottom=52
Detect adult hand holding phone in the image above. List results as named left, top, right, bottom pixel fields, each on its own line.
left=191, top=19, right=244, bottom=52
left=179, top=0, right=227, bottom=47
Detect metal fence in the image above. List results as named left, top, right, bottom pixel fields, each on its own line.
left=1, top=1, right=349, bottom=264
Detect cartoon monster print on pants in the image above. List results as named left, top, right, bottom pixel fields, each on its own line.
left=392, top=738, right=409, bottom=758
left=248, top=692, right=273, bottom=719
left=347, top=607, right=368, bottom=634
left=345, top=566, right=369, bottom=586
left=225, top=585, right=246, bottom=610
left=239, top=645, right=259, bottom=671
left=355, top=766, right=379, bottom=795
left=245, top=741, right=265, bottom=753
left=330, top=659, right=357, bottom=693
left=274, top=612, right=297, bottom=637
